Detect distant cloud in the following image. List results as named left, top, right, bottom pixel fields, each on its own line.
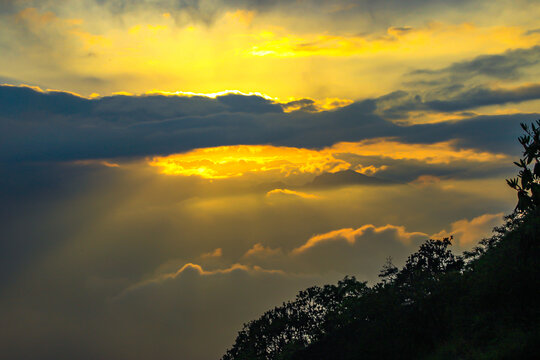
left=424, top=84, right=540, bottom=112
left=378, top=83, right=540, bottom=117
left=239, top=224, right=430, bottom=277
left=409, top=174, right=443, bottom=187
left=84, top=0, right=483, bottom=26
left=243, top=243, right=284, bottom=260
left=200, top=248, right=223, bottom=259
left=107, top=261, right=324, bottom=360
left=266, top=189, right=319, bottom=199
left=409, top=45, right=540, bottom=81
left=432, top=213, right=504, bottom=247
left=292, top=225, right=427, bottom=254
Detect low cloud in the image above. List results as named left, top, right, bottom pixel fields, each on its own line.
left=409, top=174, right=444, bottom=187
left=292, top=225, right=427, bottom=254
left=239, top=224, right=429, bottom=279
left=110, top=262, right=324, bottom=360
left=287, top=225, right=428, bottom=276
left=200, top=248, right=223, bottom=259
left=432, top=212, right=504, bottom=247
left=266, top=188, right=319, bottom=199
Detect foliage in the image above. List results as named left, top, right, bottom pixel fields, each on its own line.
left=221, top=277, right=369, bottom=360
left=222, top=121, right=540, bottom=360
left=506, top=120, right=540, bottom=212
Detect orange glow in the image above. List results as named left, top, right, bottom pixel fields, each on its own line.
left=266, top=189, right=319, bottom=199
left=291, top=225, right=428, bottom=254
left=331, top=139, right=508, bottom=164
left=149, top=139, right=507, bottom=179
left=144, top=89, right=276, bottom=100
left=281, top=97, right=354, bottom=112
left=8, top=84, right=350, bottom=114
left=149, top=145, right=351, bottom=179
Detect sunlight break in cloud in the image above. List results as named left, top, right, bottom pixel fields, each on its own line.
left=148, top=144, right=351, bottom=179
left=247, top=23, right=540, bottom=58
left=149, top=139, right=508, bottom=179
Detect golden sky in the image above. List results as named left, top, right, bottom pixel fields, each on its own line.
left=1, top=0, right=539, bottom=102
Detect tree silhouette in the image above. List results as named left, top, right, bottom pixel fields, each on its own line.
left=222, top=277, right=369, bottom=360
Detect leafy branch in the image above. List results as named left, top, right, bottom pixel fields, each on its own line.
left=506, top=120, right=540, bottom=212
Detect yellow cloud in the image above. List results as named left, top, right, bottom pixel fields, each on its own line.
left=149, top=139, right=507, bottom=179
left=292, top=224, right=428, bottom=254
left=242, top=243, right=283, bottom=259
left=332, top=139, right=508, bottom=164
left=225, top=9, right=256, bottom=26
left=131, top=263, right=287, bottom=289
left=280, top=97, right=353, bottom=112
left=200, top=248, right=223, bottom=259
left=432, top=213, right=504, bottom=247
left=246, top=23, right=539, bottom=58
left=409, top=175, right=443, bottom=187
left=266, top=189, right=319, bottom=199
left=149, top=144, right=351, bottom=179
left=15, top=7, right=57, bottom=26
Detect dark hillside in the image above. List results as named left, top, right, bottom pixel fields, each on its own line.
left=289, top=212, right=540, bottom=360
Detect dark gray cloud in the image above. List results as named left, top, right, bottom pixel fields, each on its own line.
left=87, top=0, right=473, bottom=16
left=425, top=83, right=540, bottom=112
left=399, top=113, right=535, bottom=154
left=0, top=85, right=536, bottom=163
left=4, top=0, right=491, bottom=29
left=0, top=0, right=19, bottom=13
left=381, top=83, right=540, bottom=116
left=526, top=28, right=540, bottom=35
left=410, top=46, right=540, bottom=81
left=378, top=46, right=540, bottom=122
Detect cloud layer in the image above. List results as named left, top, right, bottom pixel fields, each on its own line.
left=1, top=84, right=536, bottom=164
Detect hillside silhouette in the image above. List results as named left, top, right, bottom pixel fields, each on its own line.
left=222, top=121, right=540, bottom=360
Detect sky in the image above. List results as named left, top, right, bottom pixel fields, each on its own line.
left=1, top=0, right=540, bottom=359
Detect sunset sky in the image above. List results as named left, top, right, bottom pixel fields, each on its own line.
left=1, top=1, right=540, bottom=359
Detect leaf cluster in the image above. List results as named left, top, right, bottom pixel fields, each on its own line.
left=506, top=120, right=540, bottom=212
